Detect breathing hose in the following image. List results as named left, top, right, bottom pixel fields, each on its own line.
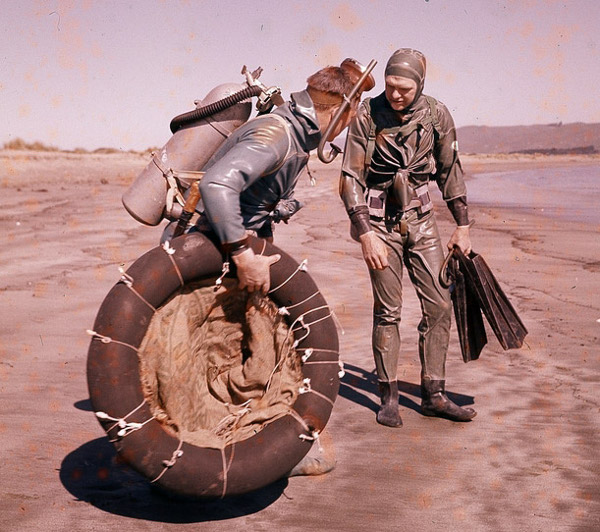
left=170, top=85, right=263, bottom=133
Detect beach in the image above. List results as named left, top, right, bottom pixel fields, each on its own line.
left=0, top=149, right=598, bottom=531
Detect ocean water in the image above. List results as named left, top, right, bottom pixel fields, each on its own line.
left=466, top=165, right=600, bottom=226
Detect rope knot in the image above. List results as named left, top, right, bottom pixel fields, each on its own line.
left=215, top=261, right=230, bottom=288
left=162, top=449, right=184, bottom=468
left=87, top=330, right=112, bottom=344
left=299, top=378, right=312, bottom=394
left=118, top=267, right=134, bottom=287
left=299, top=429, right=320, bottom=442
left=162, top=240, right=176, bottom=255
left=301, top=348, right=314, bottom=363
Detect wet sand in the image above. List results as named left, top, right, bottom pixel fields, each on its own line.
left=0, top=150, right=598, bottom=531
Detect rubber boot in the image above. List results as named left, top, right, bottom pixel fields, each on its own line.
left=376, top=381, right=403, bottom=427
left=421, top=379, right=476, bottom=421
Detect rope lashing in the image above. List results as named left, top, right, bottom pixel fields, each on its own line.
left=287, top=409, right=324, bottom=452
left=151, top=153, right=186, bottom=214
left=219, top=444, right=236, bottom=498
left=287, top=409, right=325, bottom=452
left=261, top=299, right=333, bottom=392
left=305, top=361, right=345, bottom=378
left=298, top=377, right=334, bottom=407
left=94, top=401, right=153, bottom=441
left=213, top=400, right=253, bottom=437
left=117, top=267, right=156, bottom=312
left=290, top=305, right=333, bottom=348
left=215, top=261, right=230, bottom=288
left=162, top=240, right=175, bottom=255
left=300, top=347, right=314, bottom=363
left=86, top=329, right=139, bottom=352
left=268, top=259, right=308, bottom=294
left=258, top=239, right=267, bottom=256
left=299, top=429, right=323, bottom=452
left=297, top=346, right=338, bottom=359
left=297, top=347, right=344, bottom=377
left=118, top=268, right=134, bottom=287
left=151, top=439, right=184, bottom=483
left=299, top=377, right=312, bottom=394
left=278, top=291, right=320, bottom=316
left=161, top=242, right=185, bottom=287
left=287, top=407, right=313, bottom=434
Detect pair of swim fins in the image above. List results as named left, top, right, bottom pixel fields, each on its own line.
left=441, top=247, right=528, bottom=362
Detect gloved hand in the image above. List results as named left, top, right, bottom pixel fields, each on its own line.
left=359, top=231, right=389, bottom=270
left=231, top=248, right=281, bottom=294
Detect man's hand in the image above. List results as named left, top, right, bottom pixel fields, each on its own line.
left=359, top=231, right=389, bottom=270
left=447, top=225, right=472, bottom=255
left=231, top=248, right=281, bottom=294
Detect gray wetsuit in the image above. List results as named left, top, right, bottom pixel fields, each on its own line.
left=197, top=90, right=321, bottom=245
left=340, top=91, right=469, bottom=382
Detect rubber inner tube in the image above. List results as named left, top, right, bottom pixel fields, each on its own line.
left=87, top=233, right=340, bottom=498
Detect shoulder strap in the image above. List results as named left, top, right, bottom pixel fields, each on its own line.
left=425, top=95, right=443, bottom=137
left=364, top=99, right=377, bottom=172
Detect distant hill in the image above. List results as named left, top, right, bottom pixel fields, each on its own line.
left=457, top=122, right=600, bottom=154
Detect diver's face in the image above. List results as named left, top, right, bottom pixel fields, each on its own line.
left=385, top=76, right=418, bottom=111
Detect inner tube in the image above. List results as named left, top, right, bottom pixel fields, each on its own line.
left=86, top=232, right=340, bottom=498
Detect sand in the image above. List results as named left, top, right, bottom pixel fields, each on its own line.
left=0, top=149, right=598, bottom=531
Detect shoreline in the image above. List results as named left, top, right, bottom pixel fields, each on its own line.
left=1, top=148, right=599, bottom=188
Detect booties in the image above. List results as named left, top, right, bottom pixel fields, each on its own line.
left=421, top=379, right=476, bottom=422
left=376, top=381, right=403, bottom=427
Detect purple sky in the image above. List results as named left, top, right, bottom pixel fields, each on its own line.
left=2, top=0, right=599, bottom=151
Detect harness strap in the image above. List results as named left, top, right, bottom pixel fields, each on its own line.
left=364, top=95, right=443, bottom=173
left=151, top=153, right=204, bottom=213
left=364, top=99, right=377, bottom=172
left=425, top=95, right=443, bottom=138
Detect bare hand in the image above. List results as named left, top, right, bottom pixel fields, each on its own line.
left=447, top=225, right=472, bottom=255
left=231, top=248, right=281, bottom=294
left=359, top=231, right=389, bottom=270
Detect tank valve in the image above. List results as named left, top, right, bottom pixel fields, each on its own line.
left=242, top=65, right=284, bottom=114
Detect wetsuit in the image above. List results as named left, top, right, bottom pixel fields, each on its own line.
left=340, top=91, right=468, bottom=383
left=197, top=90, right=321, bottom=246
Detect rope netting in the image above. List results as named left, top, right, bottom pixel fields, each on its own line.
left=136, top=278, right=303, bottom=449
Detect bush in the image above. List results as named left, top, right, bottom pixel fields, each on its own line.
left=3, top=138, right=59, bottom=151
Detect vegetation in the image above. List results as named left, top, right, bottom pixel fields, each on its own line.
left=3, top=138, right=60, bottom=152
left=2, top=137, right=152, bottom=155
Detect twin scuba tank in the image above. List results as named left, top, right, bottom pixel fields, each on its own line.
left=121, top=67, right=282, bottom=226
left=122, top=59, right=377, bottom=227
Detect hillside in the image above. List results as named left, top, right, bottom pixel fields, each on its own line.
left=457, top=122, right=600, bottom=154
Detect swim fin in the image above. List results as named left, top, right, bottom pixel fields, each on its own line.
left=447, top=253, right=487, bottom=362
left=454, top=248, right=528, bottom=350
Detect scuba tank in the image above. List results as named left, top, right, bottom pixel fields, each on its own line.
left=122, top=67, right=282, bottom=226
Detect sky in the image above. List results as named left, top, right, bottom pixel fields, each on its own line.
left=1, top=0, right=599, bottom=151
